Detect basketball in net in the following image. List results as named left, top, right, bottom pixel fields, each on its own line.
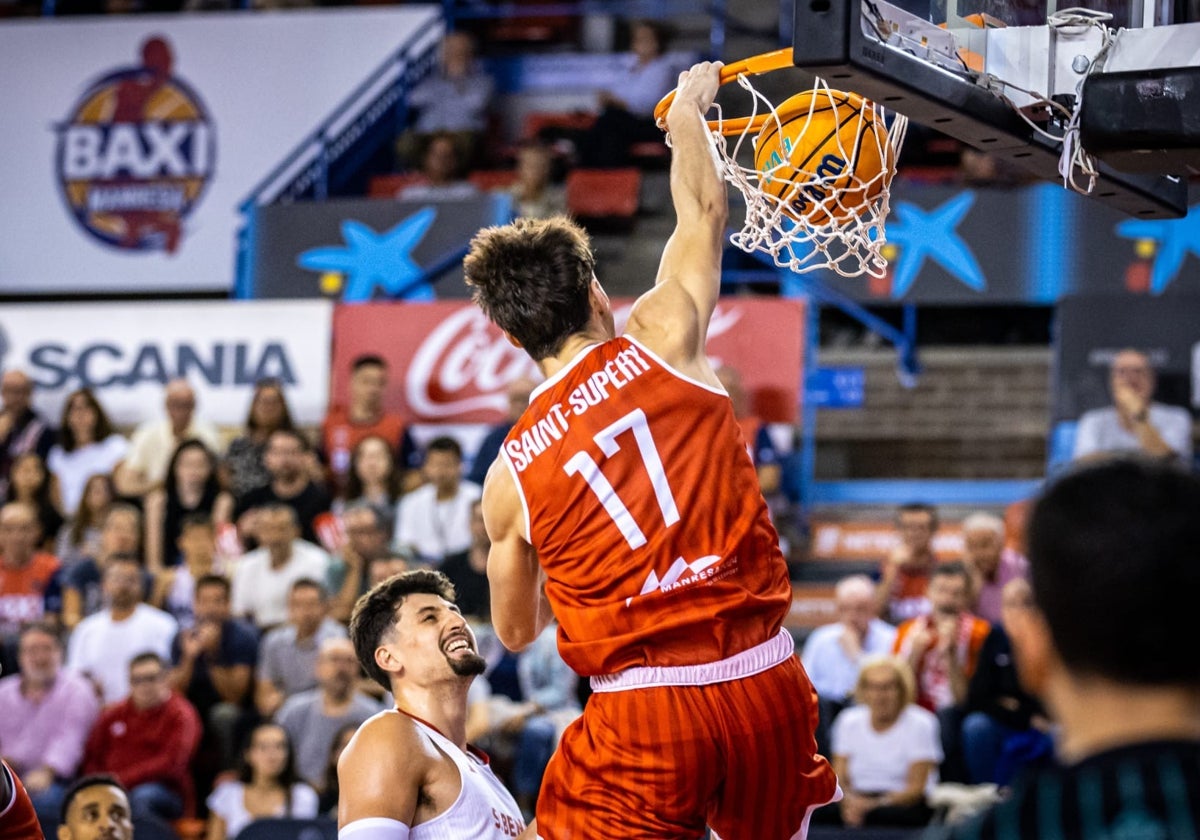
left=752, top=89, right=893, bottom=227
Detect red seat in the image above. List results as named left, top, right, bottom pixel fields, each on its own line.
left=469, top=169, right=519, bottom=192
left=522, top=110, right=596, bottom=142
left=566, top=168, right=641, bottom=220
left=367, top=173, right=423, bottom=199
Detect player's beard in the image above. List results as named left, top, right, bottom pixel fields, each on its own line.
left=447, top=649, right=487, bottom=677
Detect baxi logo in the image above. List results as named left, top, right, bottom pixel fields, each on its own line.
left=55, top=36, right=216, bottom=254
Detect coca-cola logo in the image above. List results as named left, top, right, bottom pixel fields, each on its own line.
left=404, top=302, right=747, bottom=422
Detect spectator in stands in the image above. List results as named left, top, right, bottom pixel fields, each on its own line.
left=961, top=578, right=1053, bottom=786
left=466, top=376, right=537, bottom=487
left=0, top=623, right=100, bottom=819
left=224, top=379, right=300, bottom=501
left=825, top=656, right=940, bottom=827
left=47, top=388, right=127, bottom=517
left=960, top=511, right=1029, bottom=625
left=398, top=132, right=481, bottom=202
left=578, top=20, right=677, bottom=168
left=255, top=578, right=347, bottom=718
left=927, top=460, right=1200, bottom=839
left=894, top=561, right=990, bottom=783
left=328, top=502, right=395, bottom=623
left=801, top=574, right=898, bottom=754
left=4, top=454, right=63, bottom=553
left=321, top=355, right=418, bottom=497
left=276, top=637, right=379, bottom=789
left=398, top=30, right=494, bottom=169
left=168, top=574, right=257, bottom=773
left=231, top=505, right=330, bottom=631
left=151, top=514, right=228, bottom=628
left=233, top=429, right=331, bottom=547
left=394, top=436, right=481, bottom=565
left=143, top=440, right=233, bottom=574
left=82, top=652, right=201, bottom=822
left=57, top=775, right=133, bottom=840
left=438, top=500, right=491, bottom=620
left=507, top=142, right=567, bottom=220
left=876, top=502, right=940, bottom=623
left=715, top=365, right=782, bottom=496
left=66, top=555, right=177, bottom=704
left=317, top=723, right=357, bottom=817
left=115, top=379, right=222, bottom=498
left=55, top=473, right=114, bottom=572
left=340, top=435, right=404, bottom=531
left=0, top=370, right=55, bottom=499
left=205, top=722, right=319, bottom=840
left=56, top=504, right=144, bottom=630
left=1073, top=348, right=1193, bottom=464
left=0, top=502, right=59, bottom=646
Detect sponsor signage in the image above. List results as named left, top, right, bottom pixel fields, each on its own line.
left=330, top=299, right=806, bottom=425
left=807, top=366, right=865, bottom=409
left=808, top=521, right=965, bottom=563
left=0, top=301, right=331, bottom=426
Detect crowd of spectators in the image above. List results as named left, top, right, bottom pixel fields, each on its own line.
left=0, top=355, right=587, bottom=837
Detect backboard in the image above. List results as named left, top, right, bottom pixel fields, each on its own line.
left=790, top=0, right=1198, bottom=216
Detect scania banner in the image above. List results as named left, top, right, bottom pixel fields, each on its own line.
left=330, top=299, right=806, bottom=425
left=0, top=301, right=331, bottom=426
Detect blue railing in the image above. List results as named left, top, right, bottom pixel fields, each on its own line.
left=235, top=23, right=442, bottom=297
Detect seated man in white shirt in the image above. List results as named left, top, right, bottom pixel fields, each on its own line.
left=801, top=574, right=898, bottom=755
left=394, top=437, right=481, bottom=566
left=230, top=505, right=330, bottom=631
left=1072, top=349, right=1192, bottom=464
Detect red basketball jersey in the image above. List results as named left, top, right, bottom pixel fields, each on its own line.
left=502, top=336, right=792, bottom=676
left=0, top=761, right=43, bottom=840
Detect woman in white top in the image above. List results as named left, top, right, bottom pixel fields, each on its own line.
left=46, top=388, right=128, bottom=517
left=828, top=655, right=942, bottom=828
left=207, top=722, right=319, bottom=840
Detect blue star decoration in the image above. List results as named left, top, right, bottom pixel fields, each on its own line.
left=885, top=192, right=986, bottom=297
left=1115, top=205, right=1200, bottom=295
left=298, top=208, right=438, bottom=302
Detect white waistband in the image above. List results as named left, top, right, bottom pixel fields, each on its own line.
left=589, top=628, right=795, bottom=693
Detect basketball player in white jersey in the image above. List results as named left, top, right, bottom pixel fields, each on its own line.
left=338, top=570, right=535, bottom=839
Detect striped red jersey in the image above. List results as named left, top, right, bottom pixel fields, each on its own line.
left=501, top=336, right=792, bottom=676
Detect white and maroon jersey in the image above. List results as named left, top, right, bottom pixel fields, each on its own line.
left=502, top=335, right=793, bottom=677
left=408, top=716, right=525, bottom=840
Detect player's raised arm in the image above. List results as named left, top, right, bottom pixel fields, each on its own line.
left=481, top=459, right=549, bottom=652
left=627, top=61, right=727, bottom=368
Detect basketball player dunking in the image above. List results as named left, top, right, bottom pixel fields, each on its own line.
left=467, top=61, right=840, bottom=839
left=337, top=570, right=536, bottom=839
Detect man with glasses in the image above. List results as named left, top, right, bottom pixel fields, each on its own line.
left=81, top=652, right=201, bottom=822
left=1073, top=348, right=1192, bottom=463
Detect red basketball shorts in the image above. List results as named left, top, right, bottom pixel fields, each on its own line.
left=534, top=652, right=840, bottom=839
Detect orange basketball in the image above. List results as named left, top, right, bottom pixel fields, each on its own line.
left=753, top=89, right=893, bottom=226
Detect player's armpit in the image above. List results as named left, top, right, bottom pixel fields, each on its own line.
left=337, top=715, right=422, bottom=830
left=482, top=460, right=545, bottom=652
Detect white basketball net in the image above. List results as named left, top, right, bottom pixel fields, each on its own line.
left=672, top=75, right=908, bottom=279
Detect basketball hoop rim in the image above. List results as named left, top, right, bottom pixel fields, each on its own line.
left=654, top=48, right=801, bottom=136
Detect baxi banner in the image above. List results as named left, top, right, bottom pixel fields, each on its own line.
left=0, top=7, right=439, bottom=293
left=330, top=299, right=807, bottom=426
left=0, top=301, right=331, bottom=426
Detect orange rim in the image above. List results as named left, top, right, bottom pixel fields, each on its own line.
left=653, top=49, right=801, bottom=136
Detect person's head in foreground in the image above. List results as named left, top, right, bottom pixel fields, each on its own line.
left=58, top=775, right=132, bottom=840
left=349, top=569, right=486, bottom=695
left=1010, top=458, right=1200, bottom=760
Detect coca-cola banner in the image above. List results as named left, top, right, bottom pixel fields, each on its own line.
left=330, top=299, right=806, bottom=424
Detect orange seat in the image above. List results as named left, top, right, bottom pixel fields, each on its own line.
left=469, top=169, right=519, bottom=191
left=566, top=168, right=641, bottom=220
left=522, top=110, right=596, bottom=141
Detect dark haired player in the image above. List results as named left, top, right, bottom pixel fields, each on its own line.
left=337, top=570, right=534, bottom=839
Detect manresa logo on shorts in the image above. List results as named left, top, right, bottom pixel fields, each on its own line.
left=55, top=36, right=216, bottom=254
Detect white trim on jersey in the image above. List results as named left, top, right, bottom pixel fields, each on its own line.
left=589, top=628, right=795, bottom=692
left=529, top=341, right=606, bottom=401
left=340, top=818, right=411, bottom=839
left=621, top=334, right=729, bottom=397
left=500, top=448, right=532, bottom=543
